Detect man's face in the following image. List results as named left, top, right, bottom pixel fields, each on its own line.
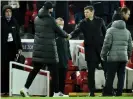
left=49, top=8, right=53, bottom=13
left=84, top=9, right=94, bottom=19
left=5, top=9, right=12, bottom=17
left=56, top=19, right=64, bottom=29
left=56, top=20, right=64, bottom=26
left=123, top=10, right=130, bottom=21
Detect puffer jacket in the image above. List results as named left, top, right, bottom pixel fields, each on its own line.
left=101, top=20, right=132, bottom=62
left=32, top=6, right=68, bottom=64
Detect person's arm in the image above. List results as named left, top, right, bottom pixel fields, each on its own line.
left=51, top=17, right=68, bottom=38
left=101, top=19, right=106, bottom=37
left=14, top=19, right=22, bottom=53
left=100, top=29, right=112, bottom=61
left=70, top=20, right=82, bottom=38
left=128, top=33, right=132, bottom=59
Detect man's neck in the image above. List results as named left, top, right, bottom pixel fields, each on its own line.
left=89, top=17, right=94, bottom=21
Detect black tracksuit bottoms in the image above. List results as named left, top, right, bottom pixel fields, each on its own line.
left=24, top=62, right=59, bottom=96
left=103, top=61, right=126, bottom=96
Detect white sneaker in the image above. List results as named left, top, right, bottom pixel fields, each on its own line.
left=53, top=92, right=62, bottom=97
left=20, top=88, right=30, bottom=97
left=53, top=92, right=69, bottom=97
left=59, top=92, right=69, bottom=97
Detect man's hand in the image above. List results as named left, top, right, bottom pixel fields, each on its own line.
left=18, top=49, right=22, bottom=55
left=101, top=56, right=107, bottom=61
left=101, top=57, right=105, bottom=61
left=67, top=34, right=72, bottom=40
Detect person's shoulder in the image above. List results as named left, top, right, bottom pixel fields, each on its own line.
left=106, top=27, right=114, bottom=35
left=11, top=17, right=19, bottom=25
left=94, top=16, right=101, bottom=20
left=125, top=29, right=131, bottom=35
left=49, top=16, right=55, bottom=20
left=12, top=17, right=17, bottom=22
left=78, top=19, right=86, bottom=24
left=94, top=16, right=104, bottom=21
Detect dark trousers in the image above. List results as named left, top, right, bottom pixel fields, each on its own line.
left=102, top=61, right=108, bottom=79
left=87, top=61, right=99, bottom=94
left=1, top=61, right=10, bottom=93
left=58, top=68, right=67, bottom=93
left=1, top=42, right=16, bottom=93
left=25, top=62, right=59, bottom=96
left=103, top=62, right=126, bottom=96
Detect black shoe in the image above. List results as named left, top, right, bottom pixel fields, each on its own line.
left=102, top=93, right=113, bottom=96
left=115, top=93, right=122, bottom=96
left=89, top=93, right=95, bottom=97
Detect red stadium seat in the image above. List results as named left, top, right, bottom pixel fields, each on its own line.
left=82, top=84, right=89, bottom=92
left=127, top=51, right=133, bottom=69
left=24, top=58, right=32, bottom=66
left=66, top=71, right=76, bottom=80
left=64, top=84, right=74, bottom=95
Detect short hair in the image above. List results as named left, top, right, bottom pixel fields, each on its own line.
left=84, top=5, right=94, bottom=12
left=121, top=7, right=130, bottom=14
left=56, top=17, right=64, bottom=21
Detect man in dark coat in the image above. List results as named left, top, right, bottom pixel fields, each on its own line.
left=69, top=6, right=106, bottom=96
left=20, top=1, right=69, bottom=97
left=1, top=5, right=22, bottom=94
left=56, top=17, right=70, bottom=95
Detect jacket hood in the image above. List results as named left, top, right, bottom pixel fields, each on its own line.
left=2, top=5, right=12, bottom=16
left=112, top=8, right=126, bottom=22
left=112, top=20, right=126, bottom=29
left=112, top=13, right=123, bottom=21
left=38, top=6, right=50, bottom=18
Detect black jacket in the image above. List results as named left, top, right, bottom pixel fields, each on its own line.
left=1, top=16, right=22, bottom=61
left=70, top=16, right=106, bottom=62
left=56, top=37, right=69, bottom=68
left=32, top=6, right=68, bottom=64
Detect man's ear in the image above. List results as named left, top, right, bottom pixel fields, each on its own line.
left=122, top=12, right=125, bottom=16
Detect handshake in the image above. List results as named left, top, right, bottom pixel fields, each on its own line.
left=66, top=34, right=72, bottom=40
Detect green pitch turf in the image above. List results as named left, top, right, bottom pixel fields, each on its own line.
left=1, top=97, right=133, bottom=99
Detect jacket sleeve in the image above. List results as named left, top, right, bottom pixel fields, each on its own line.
left=128, top=33, right=132, bottom=59
left=70, top=21, right=82, bottom=38
left=52, top=17, right=68, bottom=38
left=100, top=30, right=113, bottom=60
left=14, top=19, right=22, bottom=50
left=101, top=19, right=106, bottom=37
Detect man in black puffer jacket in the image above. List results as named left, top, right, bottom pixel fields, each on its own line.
left=101, top=20, right=132, bottom=96
left=20, top=1, right=69, bottom=97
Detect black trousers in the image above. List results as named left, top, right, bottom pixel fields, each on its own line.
left=87, top=61, right=99, bottom=94
left=103, top=62, right=126, bottom=96
left=25, top=62, right=59, bottom=96
left=102, top=61, right=108, bottom=79
left=1, top=42, right=16, bottom=93
left=1, top=60, right=11, bottom=93
left=58, top=68, right=67, bottom=93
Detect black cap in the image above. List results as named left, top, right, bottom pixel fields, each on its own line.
left=2, top=5, right=12, bottom=15
left=44, top=1, right=54, bottom=10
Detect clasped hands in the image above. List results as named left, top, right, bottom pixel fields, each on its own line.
left=66, top=34, right=72, bottom=40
